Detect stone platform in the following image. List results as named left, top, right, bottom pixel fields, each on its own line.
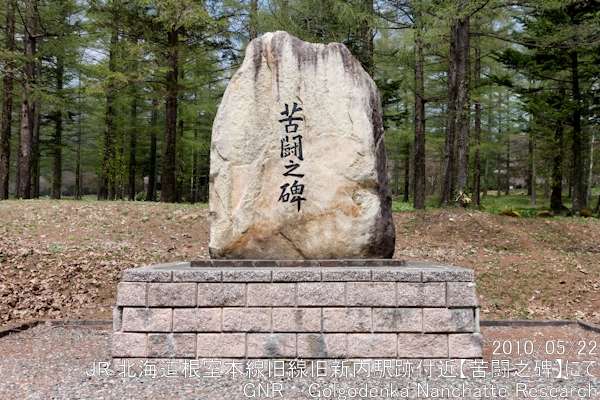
left=112, top=260, right=482, bottom=359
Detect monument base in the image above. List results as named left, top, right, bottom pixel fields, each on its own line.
left=112, top=260, right=482, bottom=359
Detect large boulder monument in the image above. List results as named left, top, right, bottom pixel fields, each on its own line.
left=209, top=31, right=395, bottom=259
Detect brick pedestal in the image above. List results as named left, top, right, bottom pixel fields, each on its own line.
left=113, top=260, right=482, bottom=359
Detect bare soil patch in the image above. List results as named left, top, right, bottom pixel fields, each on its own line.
left=1, top=200, right=598, bottom=327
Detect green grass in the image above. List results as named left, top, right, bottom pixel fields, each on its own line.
left=393, top=189, right=600, bottom=217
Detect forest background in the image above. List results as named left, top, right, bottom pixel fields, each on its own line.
left=0, top=0, right=599, bottom=214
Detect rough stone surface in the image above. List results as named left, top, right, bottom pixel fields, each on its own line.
left=122, top=308, right=172, bottom=332
left=397, top=283, right=446, bottom=307
left=247, top=334, right=296, bottom=358
left=173, top=269, right=221, bottom=283
left=116, top=282, right=146, bottom=307
left=322, top=269, right=370, bottom=282
left=372, top=308, right=422, bottom=332
left=347, top=334, right=397, bottom=358
left=323, top=308, right=371, bottom=332
left=222, top=308, right=271, bottom=332
left=423, top=308, right=474, bottom=333
left=247, top=283, right=296, bottom=307
left=297, top=283, right=345, bottom=306
left=272, top=269, right=321, bottom=282
left=447, top=282, right=479, bottom=307
left=209, top=31, right=395, bottom=260
left=449, top=333, right=483, bottom=358
left=111, top=332, right=147, bottom=358
left=147, top=283, right=196, bottom=307
left=147, top=333, right=196, bottom=358
left=197, top=334, right=246, bottom=358
left=272, top=308, right=321, bottom=332
left=172, top=308, right=222, bottom=332
left=397, top=334, right=448, bottom=358
left=197, top=283, right=245, bottom=307
left=346, top=282, right=395, bottom=306
left=297, top=334, right=347, bottom=358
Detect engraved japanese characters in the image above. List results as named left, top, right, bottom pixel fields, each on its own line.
left=209, top=31, right=395, bottom=259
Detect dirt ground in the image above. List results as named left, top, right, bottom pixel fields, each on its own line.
left=0, top=200, right=598, bottom=328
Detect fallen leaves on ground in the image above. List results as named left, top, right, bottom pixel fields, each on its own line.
left=0, top=200, right=598, bottom=328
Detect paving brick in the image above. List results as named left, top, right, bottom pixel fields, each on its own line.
left=173, top=308, right=221, bottom=332
left=372, top=269, right=421, bottom=282
left=347, top=334, right=397, bottom=358
left=148, top=283, right=196, bottom=307
left=223, top=269, right=271, bottom=282
left=372, top=308, right=422, bottom=332
left=297, top=334, right=347, bottom=358
left=122, top=308, right=172, bottom=332
left=397, top=334, right=448, bottom=358
left=422, top=268, right=474, bottom=282
left=297, top=283, right=345, bottom=306
left=223, top=308, right=270, bottom=332
left=347, top=283, right=395, bottom=306
left=317, top=260, right=345, bottom=267
left=254, top=260, right=279, bottom=268
left=323, top=308, right=371, bottom=332
left=173, top=269, right=221, bottom=282
left=247, top=334, right=296, bottom=358
left=449, top=333, right=483, bottom=358
left=112, top=332, right=147, bottom=358
left=277, top=260, right=319, bottom=268
left=122, top=268, right=172, bottom=282
left=247, top=283, right=295, bottom=307
left=322, top=269, right=371, bottom=281
left=147, top=333, right=196, bottom=358
left=447, top=282, right=478, bottom=307
left=423, top=308, right=474, bottom=333
left=116, top=282, right=147, bottom=307
left=272, top=308, right=321, bottom=332
left=197, top=334, right=246, bottom=358
left=197, top=283, right=245, bottom=307
left=190, top=260, right=212, bottom=267
left=272, top=269, right=321, bottom=282
left=397, top=283, right=446, bottom=307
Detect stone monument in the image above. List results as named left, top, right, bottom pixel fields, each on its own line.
left=112, top=32, right=482, bottom=361
left=209, top=31, right=395, bottom=260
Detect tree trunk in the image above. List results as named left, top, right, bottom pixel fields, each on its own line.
left=587, top=133, right=594, bottom=207
left=531, top=133, right=536, bottom=206
left=249, top=0, right=258, bottom=40
left=128, top=95, right=137, bottom=200
left=483, top=150, right=489, bottom=198
left=99, top=25, right=118, bottom=200
left=52, top=56, right=64, bottom=199
left=571, top=51, right=582, bottom=214
left=75, top=91, right=82, bottom=200
left=0, top=0, right=16, bottom=200
left=203, top=151, right=210, bottom=203
left=550, top=122, right=565, bottom=212
left=455, top=16, right=470, bottom=196
left=496, top=151, right=501, bottom=196
left=413, top=7, right=426, bottom=209
left=15, top=2, right=36, bottom=199
left=527, top=135, right=533, bottom=196
left=505, top=139, right=510, bottom=195
left=404, top=141, right=410, bottom=203
left=472, top=24, right=481, bottom=207
left=147, top=99, right=158, bottom=202
left=161, top=29, right=179, bottom=203
left=440, top=21, right=459, bottom=206
left=360, top=0, right=374, bottom=76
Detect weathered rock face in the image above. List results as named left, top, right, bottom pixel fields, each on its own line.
left=209, top=31, right=395, bottom=259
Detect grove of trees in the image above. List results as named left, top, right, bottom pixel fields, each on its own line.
left=0, top=0, right=598, bottom=214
